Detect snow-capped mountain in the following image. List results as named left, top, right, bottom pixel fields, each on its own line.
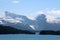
left=0, top=11, right=60, bottom=31
left=0, top=11, right=35, bottom=31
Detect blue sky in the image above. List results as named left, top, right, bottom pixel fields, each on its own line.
left=0, top=0, right=60, bottom=19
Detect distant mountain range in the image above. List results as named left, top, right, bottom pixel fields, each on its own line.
left=0, top=11, right=60, bottom=32
left=0, top=11, right=35, bottom=31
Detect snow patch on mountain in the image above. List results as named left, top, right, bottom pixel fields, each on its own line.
left=0, top=11, right=60, bottom=31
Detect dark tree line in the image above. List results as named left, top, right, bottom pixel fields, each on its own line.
left=40, top=30, right=60, bottom=35
left=0, top=25, right=35, bottom=34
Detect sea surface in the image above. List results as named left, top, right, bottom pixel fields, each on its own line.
left=0, top=34, right=60, bottom=40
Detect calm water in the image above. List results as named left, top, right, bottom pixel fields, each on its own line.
left=0, top=34, right=60, bottom=40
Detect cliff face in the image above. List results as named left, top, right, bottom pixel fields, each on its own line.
left=0, top=25, right=35, bottom=34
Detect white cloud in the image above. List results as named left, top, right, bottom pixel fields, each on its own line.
left=0, top=13, right=5, bottom=18
left=36, top=9, right=60, bottom=15
left=46, top=15, right=56, bottom=23
left=12, top=0, right=19, bottom=4
left=36, top=9, right=60, bottom=23
left=37, top=10, right=44, bottom=14
left=47, top=10, right=60, bottom=15
left=36, top=9, right=60, bottom=17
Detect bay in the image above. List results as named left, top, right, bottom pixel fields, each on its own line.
left=0, top=34, right=60, bottom=40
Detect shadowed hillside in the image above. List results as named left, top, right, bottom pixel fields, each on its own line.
left=0, top=25, right=35, bottom=34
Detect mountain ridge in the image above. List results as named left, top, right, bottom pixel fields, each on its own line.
left=0, top=11, right=60, bottom=31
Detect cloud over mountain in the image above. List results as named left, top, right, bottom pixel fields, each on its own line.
left=0, top=11, right=60, bottom=31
